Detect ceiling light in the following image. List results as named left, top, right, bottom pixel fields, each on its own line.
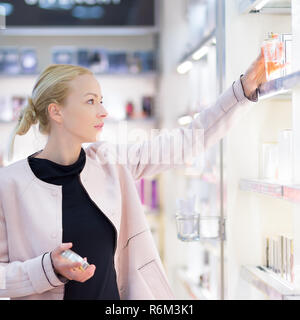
left=192, top=46, right=209, bottom=61
left=178, top=115, right=193, bottom=126
left=177, top=61, right=193, bottom=74
left=254, top=0, right=270, bottom=11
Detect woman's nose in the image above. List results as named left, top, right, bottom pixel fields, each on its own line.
left=97, top=105, right=108, bottom=118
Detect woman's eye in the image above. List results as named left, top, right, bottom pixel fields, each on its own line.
left=87, top=99, right=94, bottom=104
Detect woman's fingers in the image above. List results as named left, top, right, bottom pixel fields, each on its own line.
left=68, top=264, right=96, bottom=282
left=52, top=242, right=73, bottom=257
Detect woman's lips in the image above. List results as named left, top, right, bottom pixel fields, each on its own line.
left=94, top=123, right=104, bottom=130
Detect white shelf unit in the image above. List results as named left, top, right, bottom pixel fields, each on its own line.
left=241, top=265, right=300, bottom=299
left=224, top=0, right=300, bottom=299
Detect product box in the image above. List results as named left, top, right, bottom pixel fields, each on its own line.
left=107, top=51, right=129, bottom=74
left=130, top=51, right=156, bottom=73
left=3, top=48, right=20, bottom=74
left=20, top=48, right=38, bottom=74
left=282, top=33, right=292, bottom=76
left=77, top=48, right=109, bottom=74
left=52, top=47, right=76, bottom=65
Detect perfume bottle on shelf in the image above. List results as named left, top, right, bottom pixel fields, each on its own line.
left=262, top=32, right=285, bottom=81
left=278, top=129, right=293, bottom=183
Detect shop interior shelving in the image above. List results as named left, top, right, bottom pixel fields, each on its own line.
left=224, top=0, right=298, bottom=299
left=240, top=179, right=300, bottom=203
left=241, top=265, right=300, bottom=299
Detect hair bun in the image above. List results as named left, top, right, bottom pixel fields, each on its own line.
left=27, top=97, right=37, bottom=120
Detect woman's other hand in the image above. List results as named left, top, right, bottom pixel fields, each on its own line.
left=50, top=243, right=96, bottom=283
left=241, top=48, right=267, bottom=99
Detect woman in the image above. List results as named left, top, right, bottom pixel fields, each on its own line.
left=0, top=50, right=266, bottom=300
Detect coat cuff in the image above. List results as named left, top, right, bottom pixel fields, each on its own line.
left=24, top=253, right=66, bottom=294
left=238, top=74, right=259, bottom=102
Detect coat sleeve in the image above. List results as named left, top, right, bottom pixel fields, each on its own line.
left=123, top=76, right=257, bottom=180
left=0, top=201, right=66, bottom=299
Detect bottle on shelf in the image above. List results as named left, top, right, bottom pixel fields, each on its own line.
left=262, top=32, right=285, bottom=81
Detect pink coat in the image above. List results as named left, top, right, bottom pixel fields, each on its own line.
left=0, top=77, right=255, bottom=299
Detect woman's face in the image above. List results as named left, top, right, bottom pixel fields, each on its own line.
left=57, top=73, right=108, bottom=143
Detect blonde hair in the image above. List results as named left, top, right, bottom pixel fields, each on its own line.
left=8, top=64, right=93, bottom=161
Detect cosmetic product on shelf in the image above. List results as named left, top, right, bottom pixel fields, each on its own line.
left=278, top=129, right=293, bottom=183
left=265, top=234, right=294, bottom=284
left=88, top=49, right=109, bottom=74
left=262, top=32, right=285, bottom=81
left=282, top=34, right=292, bottom=77
left=3, top=48, right=20, bottom=74
left=52, top=47, right=75, bottom=65
left=77, top=49, right=89, bottom=68
left=151, top=179, right=158, bottom=210
left=11, top=95, right=26, bottom=121
left=20, top=48, right=38, bottom=74
left=136, top=178, right=159, bottom=213
left=261, top=142, right=279, bottom=180
left=266, top=237, right=270, bottom=268
left=125, top=101, right=134, bottom=119
left=107, top=51, right=129, bottom=74
left=290, top=238, right=294, bottom=283
left=142, top=96, right=154, bottom=118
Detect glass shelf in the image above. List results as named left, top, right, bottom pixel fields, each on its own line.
left=259, top=71, right=300, bottom=100
left=241, top=265, right=300, bottom=299
left=239, top=0, right=291, bottom=15
left=0, top=72, right=158, bottom=79
left=239, top=179, right=283, bottom=198
left=240, top=179, right=300, bottom=204
left=0, top=26, right=160, bottom=37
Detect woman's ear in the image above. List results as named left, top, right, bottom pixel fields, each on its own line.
left=48, top=103, right=63, bottom=124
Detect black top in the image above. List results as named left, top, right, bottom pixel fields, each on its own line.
left=28, top=148, right=120, bottom=300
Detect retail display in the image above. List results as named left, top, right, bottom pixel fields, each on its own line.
left=53, top=47, right=156, bottom=75
left=265, top=235, right=294, bottom=283
left=0, top=47, right=38, bottom=75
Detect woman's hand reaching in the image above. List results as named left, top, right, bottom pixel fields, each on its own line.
left=50, top=243, right=96, bottom=283
left=241, top=48, right=267, bottom=100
